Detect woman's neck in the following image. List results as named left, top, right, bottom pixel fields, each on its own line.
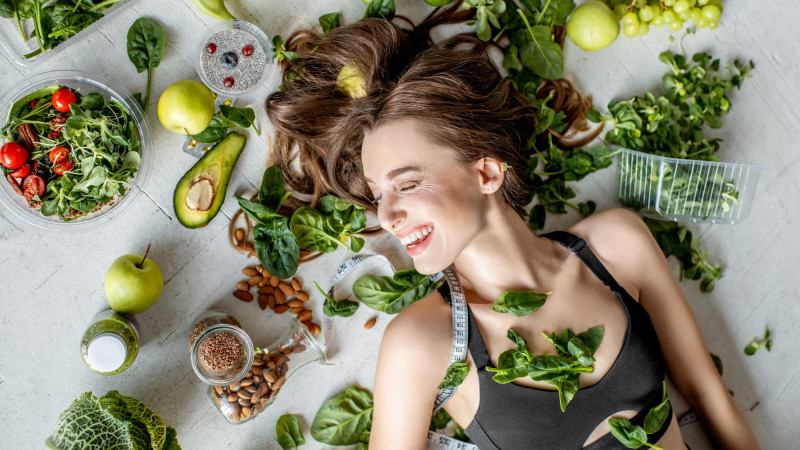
left=452, top=202, right=556, bottom=304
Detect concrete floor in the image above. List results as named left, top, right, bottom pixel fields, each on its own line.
left=0, top=0, right=797, bottom=448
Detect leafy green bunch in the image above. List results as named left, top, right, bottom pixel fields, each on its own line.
left=644, top=218, right=721, bottom=293
left=0, top=0, right=127, bottom=59
left=590, top=51, right=753, bottom=161
left=487, top=326, right=603, bottom=411
left=236, top=166, right=368, bottom=279
left=47, top=390, right=180, bottom=450
left=192, top=105, right=259, bottom=143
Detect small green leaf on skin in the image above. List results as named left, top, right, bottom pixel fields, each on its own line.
left=492, top=290, right=550, bottom=317
left=439, top=361, right=470, bottom=389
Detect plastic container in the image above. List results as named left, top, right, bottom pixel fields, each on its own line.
left=0, top=0, right=139, bottom=68
left=0, top=70, right=151, bottom=231
left=189, top=311, right=253, bottom=387
left=196, top=20, right=272, bottom=96
left=80, top=310, right=140, bottom=375
left=617, top=148, right=760, bottom=224
left=188, top=310, right=326, bottom=424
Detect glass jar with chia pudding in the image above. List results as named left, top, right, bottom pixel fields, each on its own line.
left=189, top=310, right=326, bottom=424
left=197, top=20, right=271, bottom=95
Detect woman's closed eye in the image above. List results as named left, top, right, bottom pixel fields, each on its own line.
left=370, top=183, right=418, bottom=205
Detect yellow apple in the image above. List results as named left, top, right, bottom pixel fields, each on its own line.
left=566, top=0, right=621, bottom=52
left=157, top=80, right=215, bottom=135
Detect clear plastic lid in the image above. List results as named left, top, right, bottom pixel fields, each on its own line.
left=0, top=70, right=152, bottom=231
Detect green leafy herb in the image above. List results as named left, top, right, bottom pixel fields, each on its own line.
left=276, top=414, right=305, bottom=450
left=272, top=35, right=299, bottom=62
left=314, top=281, right=360, bottom=317
left=47, top=390, right=180, bottom=450
left=744, top=327, right=773, bottom=356
left=462, top=0, right=506, bottom=42
left=644, top=218, right=722, bottom=292
left=352, top=268, right=443, bottom=314
left=126, top=18, right=164, bottom=114
left=290, top=195, right=366, bottom=253
left=220, top=105, right=260, bottom=135
left=439, top=361, right=469, bottom=389
left=608, top=417, right=661, bottom=449
left=491, top=289, right=549, bottom=316
left=311, top=386, right=373, bottom=445
left=364, top=0, right=395, bottom=20
left=319, top=12, right=340, bottom=34
left=643, top=382, right=670, bottom=435
left=193, top=106, right=259, bottom=143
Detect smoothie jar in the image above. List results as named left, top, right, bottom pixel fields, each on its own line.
left=80, top=310, right=140, bottom=375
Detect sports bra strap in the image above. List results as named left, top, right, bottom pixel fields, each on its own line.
left=541, top=231, right=624, bottom=294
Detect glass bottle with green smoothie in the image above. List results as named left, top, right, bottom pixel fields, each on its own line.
left=80, top=310, right=140, bottom=375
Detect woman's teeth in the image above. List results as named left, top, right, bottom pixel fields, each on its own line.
left=400, top=226, right=433, bottom=246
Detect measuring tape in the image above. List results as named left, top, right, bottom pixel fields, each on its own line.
left=427, top=431, right=479, bottom=450
left=432, top=265, right=469, bottom=412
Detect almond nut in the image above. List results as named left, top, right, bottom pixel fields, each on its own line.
left=245, top=385, right=257, bottom=393
left=242, top=267, right=258, bottom=277
left=274, top=289, right=286, bottom=305
left=258, top=285, right=275, bottom=294
left=267, top=294, right=276, bottom=309
left=291, top=278, right=302, bottom=291
left=292, top=344, right=306, bottom=353
left=242, top=406, right=251, bottom=418
left=241, top=243, right=255, bottom=253
left=275, top=304, right=290, bottom=314
left=248, top=275, right=263, bottom=286
left=287, top=299, right=304, bottom=308
left=312, top=323, right=322, bottom=335
left=364, top=317, right=377, bottom=329
left=297, top=309, right=312, bottom=322
left=235, top=228, right=245, bottom=244
left=238, top=397, right=251, bottom=407
left=240, top=378, right=254, bottom=387
left=264, top=371, right=277, bottom=383
left=247, top=250, right=257, bottom=258
left=269, top=275, right=280, bottom=287
left=289, top=307, right=304, bottom=314
left=214, top=386, right=223, bottom=395
left=234, top=291, right=254, bottom=302
left=258, top=276, right=269, bottom=287
left=237, top=390, right=251, bottom=400
left=227, top=394, right=237, bottom=402
left=277, top=282, right=294, bottom=297
left=295, top=290, right=310, bottom=301
left=258, top=294, right=268, bottom=310
left=235, top=281, right=249, bottom=291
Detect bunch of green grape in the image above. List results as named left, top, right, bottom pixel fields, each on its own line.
left=603, top=0, right=724, bottom=37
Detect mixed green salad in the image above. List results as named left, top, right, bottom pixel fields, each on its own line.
left=0, top=0, right=129, bottom=59
left=0, top=84, right=141, bottom=220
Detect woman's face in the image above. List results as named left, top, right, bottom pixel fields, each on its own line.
left=361, top=120, right=487, bottom=274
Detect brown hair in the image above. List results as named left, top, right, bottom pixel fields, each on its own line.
left=266, top=18, right=537, bottom=212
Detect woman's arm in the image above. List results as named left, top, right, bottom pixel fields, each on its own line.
left=589, top=209, right=759, bottom=449
left=370, top=299, right=452, bottom=449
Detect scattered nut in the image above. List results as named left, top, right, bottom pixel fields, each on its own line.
left=277, top=282, right=294, bottom=297
left=269, top=275, right=279, bottom=287
left=286, top=300, right=304, bottom=308
left=297, top=309, right=312, bottom=323
left=247, top=250, right=257, bottom=258
left=248, top=275, right=263, bottom=286
left=242, top=267, right=258, bottom=277
left=233, top=291, right=254, bottom=302
left=289, top=307, right=304, bottom=314
left=364, top=317, right=377, bottom=329
left=274, top=289, right=286, bottom=305
left=274, top=304, right=290, bottom=314
left=258, top=294, right=268, bottom=310
left=291, top=278, right=302, bottom=291
left=235, top=228, right=245, bottom=243
left=295, top=290, right=310, bottom=302
left=235, top=281, right=249, bottom=291
left=267, top=294, right=276, bottom=309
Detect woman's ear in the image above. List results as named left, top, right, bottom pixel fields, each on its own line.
left=474, top=157, right=505, bottom=194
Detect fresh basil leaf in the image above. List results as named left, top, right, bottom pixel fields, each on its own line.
left=319, top=12, right=340, bottom=34
left=438, top=361, right=469, bottom=389
left=253, top=219, right=300, bottom=279
left=492, top=290, right=548, bottom=317
left=607, top=417, right=649, bottom=449
left=126, top=18, right=164, bottom=73
left=364, top=0, right=394, bottom=20
left=276, top=413, right=305, bottom=450
left=311, top=386, right=373, bottom=445
left=191, top=114, right=229, bottom=143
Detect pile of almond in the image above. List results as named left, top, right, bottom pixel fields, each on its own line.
left=233, top=264, right=321, bottom=335
left=211, top=343, right=304, bottom=422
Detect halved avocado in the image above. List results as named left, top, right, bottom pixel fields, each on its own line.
left=174, top=132, right=246, bottom=228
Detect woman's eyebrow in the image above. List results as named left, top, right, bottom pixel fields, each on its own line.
left=364, top=166, right=422, bottom=183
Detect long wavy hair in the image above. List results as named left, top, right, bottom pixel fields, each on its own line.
left=266, top=17, right=538, bottom=213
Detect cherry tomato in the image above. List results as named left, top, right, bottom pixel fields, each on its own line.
left=53, top=160, right=74, bottom=175
left=49, top=146, right=70, bottom=164
left=22, top=175, right=45, bottom=200
left=30, top=99, right=38, bottom=109
left=52, top=88, right=77, bottom=113
left=9, top=164, right=30, bottom=178
left=0, top=142, right=28, bottom=169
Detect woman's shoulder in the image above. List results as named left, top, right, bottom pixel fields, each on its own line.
left=380, top=287, right=454, bottom=361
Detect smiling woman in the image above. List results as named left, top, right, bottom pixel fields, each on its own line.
left=265, top=16, right=758, bottom=450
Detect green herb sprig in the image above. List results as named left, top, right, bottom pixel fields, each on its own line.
left=744, top=327, right=773, bottom=356
left=314, top=280, right=360, bottom=318
left=126, top=18, right=164, bottom=114
left=607, top=382, right=670, bottom=449
left=192, top=105, right=259, bottom=143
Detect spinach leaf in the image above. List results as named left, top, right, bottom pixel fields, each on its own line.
left=235, top=196, right=280, bottom=225
left=219, top=105, right=259, bottom=135
left=319, top=12, right=340, bottom=35
left=430, top=408, right=452, bottom=431
left=8, top=85, right=58, bottom=118
left=272, top=35, right=299, bottom=62
left=353, top=269, right=442, bottom=314
left=744, top=327, right=772, bottom=356
left=643, top=382, right=670, bottom=435
left=528, top=355, right=591, bottom=411
left=607, top=418, right=653, bottom=449
left=314, top=281, right=359, bottom=318
left=290, top=206, right=346, bottom=253
left=253, top=218, right=300, bottom=279
left=126, top=18, right=164, bottom=114
left=276, top=414, right=305, bottom=450
left=438, top=361, right=469, bottom=389
left=0, top=0, right=27, bottom=40
left=644, top=219, right=722, bottom=292
left=491, top=289, right=549, bottom=316
left=542, top=329, right=575, bottom=357
left=258, top=164, right=289, bottom=209
left=191, top=114, right=229, bottom=143
left=80, top=91, right=105, bottom=110
left=311, top=386, right=373, bottom=445
left=486, top=329, right=532, bottom=384
left=364, top=0, right=394, bottom=20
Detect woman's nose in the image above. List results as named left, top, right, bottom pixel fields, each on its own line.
left=377, top=196, right=405, bottom=232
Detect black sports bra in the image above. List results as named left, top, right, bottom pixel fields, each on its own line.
left=437, top=231, right=671, bottom=449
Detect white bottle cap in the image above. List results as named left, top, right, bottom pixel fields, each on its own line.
left=87, top=333, right=127, bottom=373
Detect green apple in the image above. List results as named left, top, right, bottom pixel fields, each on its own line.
left=157, top=80, right=215, bottom=135
left=337, top=64, right=367, bottom=99
left=105, top=248, right=164, bottom=315
left=566, top=0, right=620, bottom=52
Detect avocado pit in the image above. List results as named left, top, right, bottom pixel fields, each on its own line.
left=186, top=178, right=215, bottom=211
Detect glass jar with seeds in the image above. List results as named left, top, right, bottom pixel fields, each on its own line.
left=189, top=310, right=253, bottom=386
left=207, top=317, right=326, bottom=424
left=197, top=20, right=271, bottom=95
